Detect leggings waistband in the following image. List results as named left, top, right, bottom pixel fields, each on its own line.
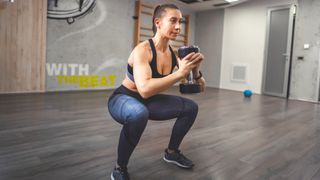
left=112, top=85, right=146, bottom=103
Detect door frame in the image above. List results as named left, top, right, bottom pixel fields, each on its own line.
left=317, top=49, right=320, bottom=102
left=261, top=5, right=296, bottom=98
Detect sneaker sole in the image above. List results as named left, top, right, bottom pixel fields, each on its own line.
left=163, top=157, right=193, bottom=169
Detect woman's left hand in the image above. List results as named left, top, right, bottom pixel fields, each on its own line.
left=195, top=77, right=206, bottom=92
left=191, top=53, right=205, bottom=91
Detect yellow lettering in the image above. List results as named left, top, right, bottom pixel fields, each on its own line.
left=73, top=76, right=79, bottom=84
left=56, top=75, right=118, bottom=87
left=109, top=75, right=117, bottom=86
left=66, top=76, right=73, bottom=84
left=79, top=76, right=89, bottom=87
left=90, top=75, right=99, bottom=87
left=56, top=76, right=64, bottom=85
left=100, top=76, right=109, bottom=86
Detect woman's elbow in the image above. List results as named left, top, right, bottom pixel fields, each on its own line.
left=139, top=88, right=152, bottom=99
left=136, top=85, right=153, bottom=99
left=136, top=81, right=154, bottom=99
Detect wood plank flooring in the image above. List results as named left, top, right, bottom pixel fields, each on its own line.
left=0, top=87, right=320, bottom=180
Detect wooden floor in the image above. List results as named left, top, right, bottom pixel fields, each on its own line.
left=1, top=87, right=320, bottom=180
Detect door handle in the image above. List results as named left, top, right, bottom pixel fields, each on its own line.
left=282, top=53, right=290, bottom=60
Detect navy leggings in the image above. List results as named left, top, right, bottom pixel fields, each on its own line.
left=108, top=85, right=198, bottom=168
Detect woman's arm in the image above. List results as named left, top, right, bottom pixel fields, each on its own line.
left=133, top=46, right=201, bottom=99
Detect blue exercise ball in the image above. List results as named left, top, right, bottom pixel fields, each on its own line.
left=243, top=89, right=252, bottom=97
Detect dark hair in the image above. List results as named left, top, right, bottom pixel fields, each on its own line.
left=152, top=4, right=180, bottom=35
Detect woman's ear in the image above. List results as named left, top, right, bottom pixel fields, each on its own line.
left=154, top=17, right=161, bottom=29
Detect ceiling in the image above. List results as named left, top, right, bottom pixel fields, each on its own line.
left=172, top=0, right=251, bottom=12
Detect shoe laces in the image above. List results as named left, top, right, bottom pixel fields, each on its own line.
left=115, top=167, right=128, bottom=174
left=167, top=149, right=187, bottom=160
left=177, top=152, right=188, bottom=161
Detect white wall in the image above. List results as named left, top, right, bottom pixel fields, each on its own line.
left=220, top=0, right=295, bottom=93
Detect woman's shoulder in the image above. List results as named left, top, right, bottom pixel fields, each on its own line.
left=134, top=40, right=151, bottom=52
left=131, top=40, right=152, bottom=62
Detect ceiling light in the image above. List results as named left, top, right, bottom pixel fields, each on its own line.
left=225, top=0, right=239, bottom=2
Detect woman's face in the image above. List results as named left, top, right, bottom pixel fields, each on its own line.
left=155, top=8, right=182, bottom=39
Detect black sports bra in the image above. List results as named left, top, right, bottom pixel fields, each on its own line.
left=126, top=39, right=177, bottom=82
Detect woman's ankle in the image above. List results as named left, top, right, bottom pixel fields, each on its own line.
left=167, top=148, right=176, bottom=154
left=115, top=163, right=127, bottom=169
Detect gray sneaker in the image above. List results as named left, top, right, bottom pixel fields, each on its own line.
left=163, top=149, right=194, bottom=169
left=111, top=166, right=130, bottom=180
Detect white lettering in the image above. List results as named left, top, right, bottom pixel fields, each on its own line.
left=68, top=64, right=78, bottom=75
left=46, top=63, right=62, bottom=76
left=46, top=63, right=90, bottom=76
left=79, top=64, right=89, bottom=75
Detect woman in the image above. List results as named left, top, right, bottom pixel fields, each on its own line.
left=108, top=4, right=205, bottom=180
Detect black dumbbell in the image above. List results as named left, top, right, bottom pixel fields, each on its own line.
left=178, top=45, right=201, bottom=94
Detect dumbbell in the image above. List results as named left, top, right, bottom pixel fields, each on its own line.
left=178, top=45, right=201, bottom=94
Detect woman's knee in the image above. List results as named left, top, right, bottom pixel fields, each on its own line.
left=126, top=104, right=149, bottom=125
left=182, top=98, right=199, bottom=116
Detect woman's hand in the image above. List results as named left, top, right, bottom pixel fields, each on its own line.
left=177, top=52, right=203, bottom=78
left=192, top=53, right=204, bottom=72
left=195, top=77, right=206, bottom=92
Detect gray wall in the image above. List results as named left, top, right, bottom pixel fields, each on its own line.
left=195, top=9, right=224, bottom=88
left=290, top=0, right=320, bottom=102
left=46, top=0, right=196, bottom=92
left=46, top=0, right=135, bottom=91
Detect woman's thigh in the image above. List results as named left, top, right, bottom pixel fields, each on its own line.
left=108, top=94, right=148, bottom=124
left=146, top=94, right=197, bottom=120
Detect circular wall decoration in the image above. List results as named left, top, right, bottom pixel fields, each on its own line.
left=48, top=0, right=96, bottom=24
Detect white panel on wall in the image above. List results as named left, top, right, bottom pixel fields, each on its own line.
left=231, top=64, right=247, bottom=83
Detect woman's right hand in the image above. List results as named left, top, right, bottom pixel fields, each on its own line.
left=177, top=52, right=203, bottom=78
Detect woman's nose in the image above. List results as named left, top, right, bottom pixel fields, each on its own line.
left=175, top=23, right=180, bottom=31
